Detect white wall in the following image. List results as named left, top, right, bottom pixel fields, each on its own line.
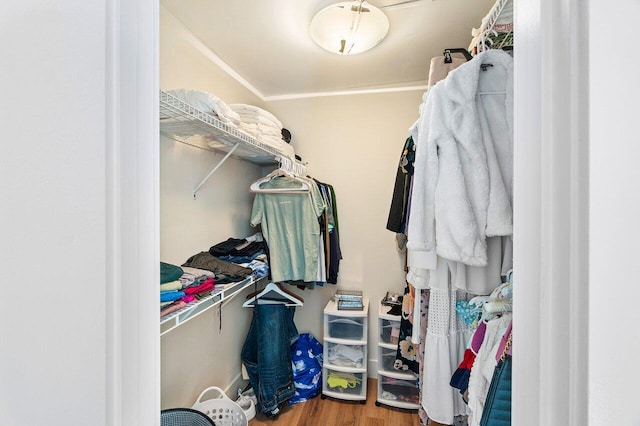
left=160, top=8, right=266, bottom=408
left=589, top=0, right=640, bottom=424
left=0, top=2, right=108, bottom=425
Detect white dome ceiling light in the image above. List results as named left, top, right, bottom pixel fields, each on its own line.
left=310, top=1, right=390, bottom=55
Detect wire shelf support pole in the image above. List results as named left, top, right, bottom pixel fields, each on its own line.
left=192, top=143, right=240, bottom=199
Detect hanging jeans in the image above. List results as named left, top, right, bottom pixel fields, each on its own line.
left=241, top=304, right=298, bottom=416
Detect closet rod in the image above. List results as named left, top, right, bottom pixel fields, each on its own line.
left=193, top=142, right=240, bottom=199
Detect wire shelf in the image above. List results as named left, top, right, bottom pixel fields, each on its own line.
left=160, top=274, right=266, bottom=336
left=160, top=90, right=289, bottom=166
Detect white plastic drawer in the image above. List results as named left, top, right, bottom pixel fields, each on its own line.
left=379, top=347, right=398, bottom=372
left=326, top=315, right=365, bottom=340
left=378, top=374, right=420, bottom=406
left=323, top=368, right=366, bottom=398
left=379, top=318, right=400, bottom=345
left=326, top=342, right=366, bottom=369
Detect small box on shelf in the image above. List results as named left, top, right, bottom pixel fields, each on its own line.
left=335, top=289, right=364, bottom=311
left=337, top=299, right=364, bottom=311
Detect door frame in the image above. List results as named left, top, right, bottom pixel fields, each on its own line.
left=105, top=0, right=590, bottom=424
left=105, top=0, right=160, bottom=424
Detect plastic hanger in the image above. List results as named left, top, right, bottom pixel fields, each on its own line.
left=443, top=48, right=473, bottom=63
left=249, top=168, right=310, bottom=193
left=242, top=282, right=304, bottom=307
left=481, top=278, right=513, bottom=317
left=483, top=299, right=512, bottom=315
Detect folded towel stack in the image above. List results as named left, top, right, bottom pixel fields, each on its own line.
left=229, top=104, right=292, bottom=156
left=229, top=104, right=282, bottom=129
left=167, top=89, right=241, bottom=128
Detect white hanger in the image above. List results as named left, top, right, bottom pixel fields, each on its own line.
left=242, top=282, right=304, bottom=307
left=249, top=168, right=310, bottom=193
left=481, top=278, right=513, bottom=317
left=483, top=299, right=512, bottom=315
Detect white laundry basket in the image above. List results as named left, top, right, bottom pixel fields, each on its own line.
left=192, top=386, right=248, bottom=426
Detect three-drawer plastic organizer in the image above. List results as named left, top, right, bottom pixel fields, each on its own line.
left=321, top=298, right=369, bottom=403
left=375, top=302, right=420, bottom=409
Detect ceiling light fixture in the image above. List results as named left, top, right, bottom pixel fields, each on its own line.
left=310, top=1, right=390, bottom=55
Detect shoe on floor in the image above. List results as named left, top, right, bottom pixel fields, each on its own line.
left=239, top=388, right=258, bottom=407
left=236, top=394, right=256, bottom=421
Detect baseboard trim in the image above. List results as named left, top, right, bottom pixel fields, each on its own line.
left=224, top=371, right=250, bottom=399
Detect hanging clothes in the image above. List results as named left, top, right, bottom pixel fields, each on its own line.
left=407, top=49, right=514, bottom=272
left=250, top=176, right=326, bottom=283
left=450, top=236, right=513, bottom=295
left=404, top=49, right=514, bottom=424
left=387, top=135, right=416, bottom=234
left=421, top=259, right=472, bottom=424
left=415, top=289, right=431, bottom=426
left=467, top=313, right=512, bottom=426
left=241, top=304, right=299, bottom=416
left=313, top=179, right=342, bottom=284
left=393, top=284, right=420, bottom=374
left=428, top=56, right=467, bottom=87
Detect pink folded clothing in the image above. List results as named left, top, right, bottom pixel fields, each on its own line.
left=181, top=295, right=196, bottom=304
left=183, top=278, right=215, bottom=295
left=160, top=301, right=187, bottom=317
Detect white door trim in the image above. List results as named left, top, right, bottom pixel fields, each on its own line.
left=106, top=0, right=160, bottom=425
left=106, top=0, right=591, bottom=423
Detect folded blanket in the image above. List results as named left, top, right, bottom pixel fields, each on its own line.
left=261, top=135, right=295, bottom=158
left=183, top=279, right=215, bottom=295
left=161, top=301, right=187, bottom=317
left=168, top=89, right=241, bottom=126
left=160, top=280, right=182, bottom=292
left=229, top=103, right=282, bottom=128
left=238, top=122, right=283, bottom=138
left=179, top=266, right=215, bottom=288
left=234, top=128, right=295, bottom=159
left=182, top=251, right=253, bottom=280
left=181, top=295, right=196, bottom=304
left=161, top=262, right=183, bottom=284
left=236, top=113, right=282, bottom=129
left=160, top=290, right=186, bottom=303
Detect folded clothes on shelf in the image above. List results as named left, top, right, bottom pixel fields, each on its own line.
left=179, top=266, right=215, bottom=288
left=182, top=251, right=253, bottom=281
left=327, top=344, right=364, bottom=368
left=161, top=262, right=183, bottom=284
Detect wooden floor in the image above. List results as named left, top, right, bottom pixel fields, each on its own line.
left=249, top=378, right=420, bottom=426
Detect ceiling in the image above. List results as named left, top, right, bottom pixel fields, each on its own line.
left=160, top=0, right=496, bottom=99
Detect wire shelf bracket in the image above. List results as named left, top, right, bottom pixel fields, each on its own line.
left=192, top=143, right=240, bottom=199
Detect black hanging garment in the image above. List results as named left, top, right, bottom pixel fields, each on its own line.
left=386, top=136, right=416, bottom=233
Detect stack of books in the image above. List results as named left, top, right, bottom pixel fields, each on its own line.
left=335, top=289, right=364, bottom=311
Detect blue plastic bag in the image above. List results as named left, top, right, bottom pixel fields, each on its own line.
left=289, top=333, right=323, bottom=404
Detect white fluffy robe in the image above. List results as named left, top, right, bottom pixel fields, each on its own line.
left=407, top=50, right=514, bottom=272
